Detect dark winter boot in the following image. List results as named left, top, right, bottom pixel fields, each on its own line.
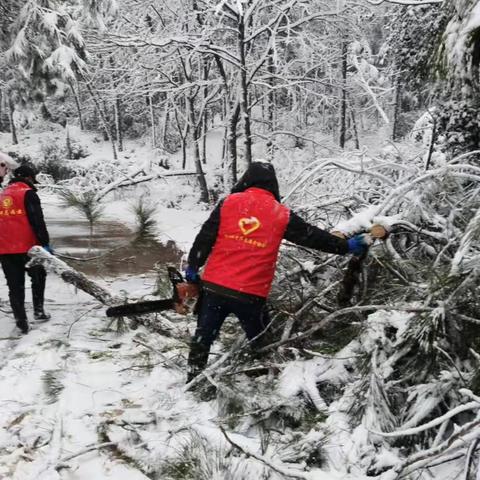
left=186, top=341, right=210, bottom=383
left=31, top=265, right=49, bottom=322
left=15, top=317, right=29, bottom=334
left=33, top=309, right=51, bottom=322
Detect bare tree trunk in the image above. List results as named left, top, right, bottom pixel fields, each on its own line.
left=228, top=103, right=241, bottom=186
left=350, top=101, right=360, bottom=150
left=339, top=42, right=348, bottom=149
left=28, top=247, right=119, bottom=306
left=109, top=57, right=123, bottom=152
left=8, top=95, right=18, bottom=145
left=173, top=106, right=189, bottom=170
left=114, top=96, right=123, bottom=152
left=392, top=76, right=402, bottom=141
left=0, top=90, right=3, bottom=132
left=200, top=60, right=209, bottom=165
left=69, top=80, right=84, bottom=130
left=187, top=96, right=209, bottom=203
left=66, top=126, right=73, bottom=159
left=181, top=137, right=187, bottom=170
left=149, top=93, right=156, bottom=148
left=424, top=113, right=437, bottom=171
left=266, top=51, right=276, bottom=160
left=84, top=81, right=117, bottom=160
left=201, top=110, right=207, bottom=165
left=238, top=16, right=252, bottom=165
left=162, top=107, right=170, bottom=148
left=102, top=100, right=109, bottom=141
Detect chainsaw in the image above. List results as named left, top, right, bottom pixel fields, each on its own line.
left=106, top=266, right=200, bottom=318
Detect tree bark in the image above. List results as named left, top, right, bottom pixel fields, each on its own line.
left=8, top=95, right=18, bottom=145
left=28, top=247, right=120, bottom=306
left=187, top=96, right=209, bottom=203
left=65, top=126, right=72, bottom=159
left=181, top=135, right=187, bottom=170
left=84, top=81, right=117, bottom=160
left=424, top=113, right=437, bottom=171
left=114, top=96, right=123, bottom=152
left=392, top=76, right=402, bottom=141
left=0, top=90, right=3, bottom=132
left=201, top=109, right=207, bottom=165
left=149, top=92, right=156, bottom=148
left=200, top=60, right=209, bottom=165
left=69, top=80, right=84, bottom=131
left=238, top=16, right=252, bottom=165
left=174, top=106, right=189, bottom=170
left=266, top=50, right=276, bottom=160
left=228, top=103, right=241, bottom=186
left=339, top=41, right=348, bottom=149
left=162, top=106, right=170, bottom=148
left=349, top=101, right=360, bottom=150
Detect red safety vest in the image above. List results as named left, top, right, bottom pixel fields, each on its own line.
left=0, top=182, right=39, bottom=254
left=202, top=187, right=290, bottom=298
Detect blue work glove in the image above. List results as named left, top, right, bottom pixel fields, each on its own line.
left=347, top=234, right=373, bottom=256
left=43, top=245, right=54, bottom=255
left=184, top=266, right=200, bottom=283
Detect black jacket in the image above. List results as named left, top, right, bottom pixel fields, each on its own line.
left=188, top=162, right=348, bottom=273
left=9, top=178, right=50, bottom=247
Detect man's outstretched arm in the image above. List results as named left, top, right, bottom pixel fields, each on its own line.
left=283, top=211, right=349, bottom=255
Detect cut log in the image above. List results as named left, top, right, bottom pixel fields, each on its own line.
left=28, top=246, right=122, bottom=306
left=27, top=247, right=181, bottom=337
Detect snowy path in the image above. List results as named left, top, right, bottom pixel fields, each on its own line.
left=0, top=276, right=152, bottom=479
left=0, top=262, right=225, bottom=480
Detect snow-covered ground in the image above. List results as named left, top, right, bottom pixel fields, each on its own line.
left=0, top=122, right=474, bottom=480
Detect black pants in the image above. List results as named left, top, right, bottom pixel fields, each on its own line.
left=187, top=290, right=270, bottom=379
left=0, top=254, right=47, bottom=321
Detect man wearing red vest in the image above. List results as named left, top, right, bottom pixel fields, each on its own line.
left=0, top=165, right=52, bottom=333
left=185, top=161, right=372, bottom=381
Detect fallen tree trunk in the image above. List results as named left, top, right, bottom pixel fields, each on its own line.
left=27, top=247, right=179, bottom=337
left=28, top=246, right=120, bottom=305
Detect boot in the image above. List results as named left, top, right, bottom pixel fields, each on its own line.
left=31, top=265, right=49, bottom=322
left=33, top=309, right=51, bottom=322
left=186, top=341, right=210, bottom=383
left=15, top=317, right=29, bottom=334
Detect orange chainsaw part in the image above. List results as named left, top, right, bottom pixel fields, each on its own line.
left=174, top=282, right=200, bottom=315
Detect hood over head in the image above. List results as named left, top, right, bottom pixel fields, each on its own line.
left=231, top=161, right=280, bottom=201
left=13, top=164, right=38, bottom=184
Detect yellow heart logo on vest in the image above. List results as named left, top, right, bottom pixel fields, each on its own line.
left=239, top=217, right=261, bottom=235
left=2, top=197, right=13, bottom=208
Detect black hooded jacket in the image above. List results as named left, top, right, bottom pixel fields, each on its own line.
left=6, top=178, right=50, bottom=247
left=188, top=162, right=348, bottom=273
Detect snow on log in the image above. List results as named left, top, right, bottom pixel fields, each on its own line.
left=27, top=246, right=121, bottom=306
left=372, top=400, right=480, bottom=438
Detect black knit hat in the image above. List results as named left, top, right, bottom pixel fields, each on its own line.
left=14, top=164, right=38, bottom=183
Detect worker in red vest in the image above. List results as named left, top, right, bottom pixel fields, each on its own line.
left=0, top=165, right=52, bottom=333
left=185, top=161, right=372, bottom=381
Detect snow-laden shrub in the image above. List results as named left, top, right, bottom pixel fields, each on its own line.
left=131, top=196, right=157, bottom=240
left=38, top=144, right=75, bottom=182
left=260, top=142, right=480, bottom=477
left=435, top=100, right=480, bottom=156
